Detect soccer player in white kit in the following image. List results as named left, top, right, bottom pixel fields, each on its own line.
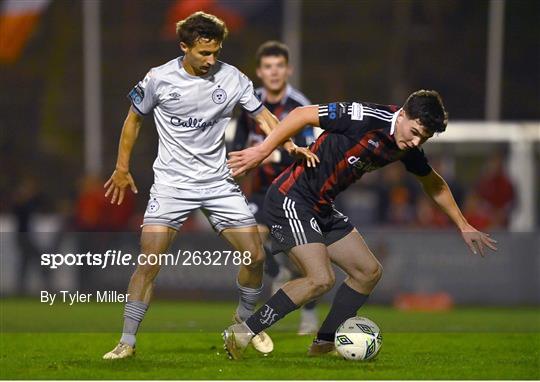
left=102, top=12, right=318, bottom=359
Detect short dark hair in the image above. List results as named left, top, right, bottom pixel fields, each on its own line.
left=403, top=90, right=448, bottom=133
left=176, top=11, right=228, bottom=47
left=255, top=40, right=289, bottom=67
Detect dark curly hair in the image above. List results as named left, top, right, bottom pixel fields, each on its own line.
left=176, top=11, right=228, bottom=47
left=403, top=90, right=448, bottom=133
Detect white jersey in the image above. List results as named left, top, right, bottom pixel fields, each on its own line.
left=128, top=57, right=262, bottom=188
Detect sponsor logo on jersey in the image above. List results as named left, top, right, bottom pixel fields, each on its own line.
left=212, top=87, right=227, bottom=104
left=347, top=156, right=380, bottom=173
left=310, top=217, right=322, bottom=235
left=129, top=85, right=144, bottom=105
left=368, top=139, right=379, bottom=148
left=170, top=117, right=218, bottom=131
left=328, top=103, right=337, bottom=120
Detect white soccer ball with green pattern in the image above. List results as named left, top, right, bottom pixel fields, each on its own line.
left=334, top=316, right=382, bottom=360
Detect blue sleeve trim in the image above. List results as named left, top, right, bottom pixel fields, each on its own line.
left=127, top=96, right=149, bottom=116
left=246, top=103, right=264, bottom=116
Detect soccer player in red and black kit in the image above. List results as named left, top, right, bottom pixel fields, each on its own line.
left=232, top=41, right=319, bottom=335
left=223, top=90, right=498, bottom=359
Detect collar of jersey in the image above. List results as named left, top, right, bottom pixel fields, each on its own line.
left=389, top=108, right=401, bottom=136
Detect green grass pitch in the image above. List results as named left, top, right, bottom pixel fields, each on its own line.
left=1, top=299, right=539, bottom=379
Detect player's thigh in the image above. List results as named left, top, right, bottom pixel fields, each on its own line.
left=220, top=225, right=264, bottom=261
left=201, top=181, right=257, bottom=233
left=288, top=243, right=335, bottom=287
left=264, top=191, right=326, bottom=255
left=257, top=224, right=270, bottom=243
left=327, top=229, right=382, bottom=279
left=140, top=224, right=177, bottom=253
left=143, top=183, right=201, bottom=230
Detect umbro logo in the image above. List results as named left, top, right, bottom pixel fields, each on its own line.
left=169, top=92, right=181, bottom=100
left=310, top=218, right=322, bottom=235
left=368, top=139, right=379, bottom=148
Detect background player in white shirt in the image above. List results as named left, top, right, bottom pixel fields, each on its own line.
left=102, top=12, right=317, bottom=359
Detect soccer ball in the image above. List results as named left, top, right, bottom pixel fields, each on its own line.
left=334, top=316, right=382, bottom=360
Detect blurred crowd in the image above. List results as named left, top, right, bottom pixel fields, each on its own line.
left=4, top=149, right=515, bottom=296
left=7, top=150, right=515, bottom=234
left=339, top=151, right=515, bottom=231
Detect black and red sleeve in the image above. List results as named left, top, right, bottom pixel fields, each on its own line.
left=400, top=147, right=432, bottom=176
left=318, top=102, right=369, bottom=138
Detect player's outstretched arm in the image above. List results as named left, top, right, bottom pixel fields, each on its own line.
left=416, top=169, right=498, bottom=256
left=104, top=107, right=141, bottom=205
left=228, top=106, right=320, bottom=176
left=251, top=106, right=318, bottom=166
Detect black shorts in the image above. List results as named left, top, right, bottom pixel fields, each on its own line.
left=264, top=185, right=355, bottom=254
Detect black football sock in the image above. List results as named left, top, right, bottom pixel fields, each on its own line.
left=316, top=283, right=369, bottom=342
left=245, top=289, right=297, bottom=335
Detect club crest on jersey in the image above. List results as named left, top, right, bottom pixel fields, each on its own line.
left=147, top=198, right=160, bottom=213
left=271, top=225, right=285, bottom=243
left=212, top=87, right=227, bottom=104
left=310, top=218, right=322, bottom=235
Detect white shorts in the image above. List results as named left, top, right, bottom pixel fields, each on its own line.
left=142, top=179, right=256, bottom=232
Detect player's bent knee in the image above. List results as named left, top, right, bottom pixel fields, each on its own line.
left=362, top=261, right=383, bottom=284
left=245, top=245, right=265, bottom=266
left=349, top=260, right=382, bottom=286
left=307, top=273, right=335, bottom=297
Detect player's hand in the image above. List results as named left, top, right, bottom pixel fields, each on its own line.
left=286, top=144, right=320, bottom=168
left=227, top=146, right=267, bottom=177
left=460, top=224, right=497, bottom=257
left=104, top=169, right=138, bottom=205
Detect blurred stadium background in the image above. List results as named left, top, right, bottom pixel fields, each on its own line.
left=1, top=0, right=539, bottom=308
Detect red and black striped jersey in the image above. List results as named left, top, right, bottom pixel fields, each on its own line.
left=233, top=85, right=315, bottom=194
left=273, top=101, right=432, bottom=213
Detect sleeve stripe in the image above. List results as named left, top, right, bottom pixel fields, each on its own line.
left=246, top=102, right=264, bottom=115
left=363, top=105, right=394, bottom=118
left=127, top=99, right=149, bottom=116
